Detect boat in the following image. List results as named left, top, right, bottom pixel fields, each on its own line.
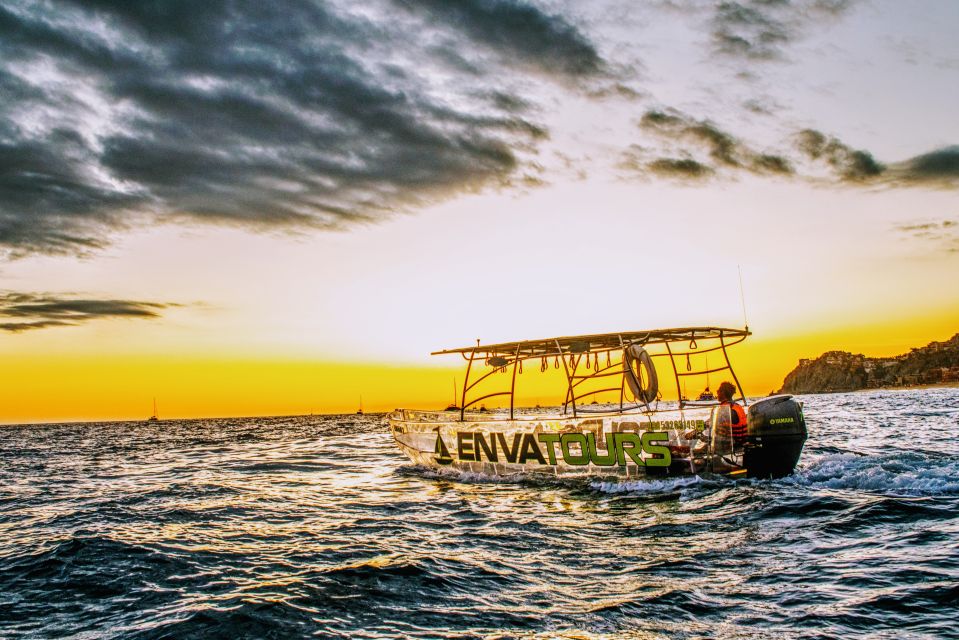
left=697, top=354, right=715, bottom=400
left=147, top=398, right=159, bottom=422
left=444, top=378, right=460, bottom=412
left=388, top=327, right=807, bottom=480
left=356, top=396, right=364, bottom=415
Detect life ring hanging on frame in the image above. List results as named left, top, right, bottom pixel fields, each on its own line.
left=623, top=343, right=659, bottom=404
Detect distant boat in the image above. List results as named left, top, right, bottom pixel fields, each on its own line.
left=697, top=356, right=715, bottom=401
left=147, top=398, right=159, bottom=422
left=444, top=377, right=460, bottom=411
left=356, top=396, right=364, bottom=415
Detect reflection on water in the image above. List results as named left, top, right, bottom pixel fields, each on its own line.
left=1, top=389, right=957, bottom=638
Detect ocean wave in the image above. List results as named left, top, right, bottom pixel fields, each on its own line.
left=786, top=452, right=959, bottom=496
left=2, top=389, right=958, bottom=638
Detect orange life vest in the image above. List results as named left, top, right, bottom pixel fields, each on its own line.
left=726, top=401, right=748, bottom=445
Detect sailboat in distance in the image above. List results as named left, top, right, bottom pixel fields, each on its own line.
left=147, top=398, right=159, bottom=422
left=356, top=395, right=364, bottom=415
left=444, top=377, right=460, bottom=411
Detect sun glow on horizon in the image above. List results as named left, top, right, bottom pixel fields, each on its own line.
left=3, top=309, right=956, bottom=424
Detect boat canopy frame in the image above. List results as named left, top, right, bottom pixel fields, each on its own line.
left=432, top=327, right=750, bottom=420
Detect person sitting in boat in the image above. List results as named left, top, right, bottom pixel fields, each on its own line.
left=682, top=381, right=747, bottom=447
left=715, top=381, right=747, bottom=447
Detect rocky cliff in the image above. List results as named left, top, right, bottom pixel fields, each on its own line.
left=778, top=333, right=959, bottom=394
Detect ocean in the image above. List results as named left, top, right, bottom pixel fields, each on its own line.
left=1, top=389, right=957, bottom=639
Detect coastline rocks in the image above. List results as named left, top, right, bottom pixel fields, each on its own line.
left=779, top=333, right=959, bottom=394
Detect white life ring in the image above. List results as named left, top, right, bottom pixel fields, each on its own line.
left=623, top=344, right=659, bottom=404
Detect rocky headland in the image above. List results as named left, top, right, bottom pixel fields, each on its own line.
left=778, top=333, right=959, bottom=394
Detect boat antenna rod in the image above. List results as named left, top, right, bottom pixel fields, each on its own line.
left=738, top=264, right=749, bottom=331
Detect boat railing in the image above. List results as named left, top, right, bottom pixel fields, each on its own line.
left=430, top=327, right=749, bottom=421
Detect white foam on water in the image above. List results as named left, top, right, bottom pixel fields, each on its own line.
left=410, top=464, right=709, bottom=494
left=591, top=475, right=704, bottom=495
left=786, top=452, right=959, bottom=496
left=410, top=465, right=546, bottom=485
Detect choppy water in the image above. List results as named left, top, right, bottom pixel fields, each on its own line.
left=1, top=389, right=958, bottom=639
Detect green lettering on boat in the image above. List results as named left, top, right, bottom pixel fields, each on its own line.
left=560, top=433, right=589, bottom=465
left=642, top=432, right=671, bottom=467
left=537, top=433, right=560, bottom=464
left=614, top=432, right=644, bottom=466
left=587, top=432, right=617, bottom=466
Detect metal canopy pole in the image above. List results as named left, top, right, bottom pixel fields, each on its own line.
left=509, top=343, right=521, bottom=420
left=461, top=348, right=475, bottom=421
left=555, top=339, right=576, bottom=417
left=664, top=340, right=684, bottom=408
left=617, top=335, right=625, bottom=411
left=720, top=329, right=748, bottom=406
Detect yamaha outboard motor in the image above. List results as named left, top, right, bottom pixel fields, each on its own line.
left=743, top=395, right=807, bottom=479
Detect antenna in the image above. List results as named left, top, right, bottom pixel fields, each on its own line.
left=737, top=264, right=749, bottom=330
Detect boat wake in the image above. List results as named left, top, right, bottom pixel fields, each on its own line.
left=785, top=451, right=959, bottom=497
left=590, top=475, right=706, bottom=495
left=401, top=462, right=722, bottom=498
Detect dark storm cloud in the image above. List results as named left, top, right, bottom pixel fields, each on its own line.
left=0, top=291, right=175, bottom=332
left=394, top=0, right=604, bottom=77
left=0, top=0, right=606, bottom=257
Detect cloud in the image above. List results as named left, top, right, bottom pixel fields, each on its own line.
left=626, top=110, right=955, bottom=190
left=712, top=1, right=790, bottom=60
left=893, top=218, right=959, bottom=254
left=795, top=129, right=884, bottom=182
left=395, top=0, right=605, bottom=78
left=709, top=0, right=858, bottom=61
left=648, top=157, right=714, bottom=179
left=895, top=220, right=956, bottom=234
left=0, top=291, right=177, bottom=332
left=626, top=108, right=793, bottom=182
left=885, top=146, right=959, bottom=188
left=0, top=0, right=607, bottom=257
left=796, top=132, right=958, bottom=188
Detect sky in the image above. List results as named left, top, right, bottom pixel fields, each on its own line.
left=1, top=0, right=958, bottom=422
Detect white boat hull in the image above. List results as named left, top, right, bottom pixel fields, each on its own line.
left=388, top=408, right=712, bottom=478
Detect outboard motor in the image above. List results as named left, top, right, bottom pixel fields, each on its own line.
left=743, top=395, right=807, bottom=479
